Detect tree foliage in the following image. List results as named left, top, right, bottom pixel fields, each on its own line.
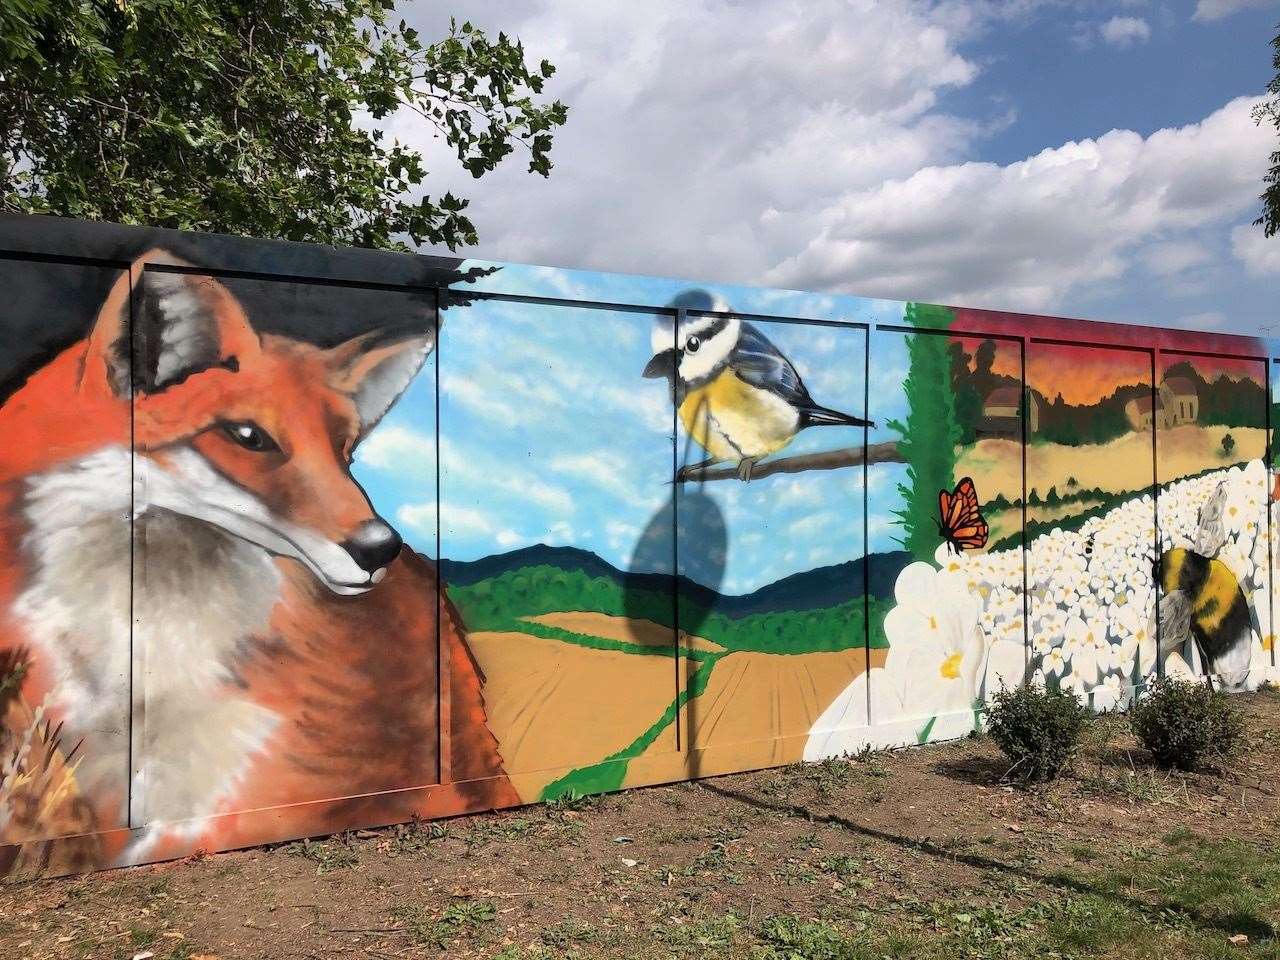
left=1035, top=389, right=1136, bottom=446
left=0, top=0, right=567, bottom=249
left=948, top=337, right=1018, bottom=444
left=888, top=304, right=960, bottom=563
left=947, top=341, right=983, bottom=446
left=1257, top=26, right=1280, bottom=238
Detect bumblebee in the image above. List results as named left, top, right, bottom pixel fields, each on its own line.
left=1156, top=547, right=1252, bottom=680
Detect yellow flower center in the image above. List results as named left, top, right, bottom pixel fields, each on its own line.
left=940, top=652, right=963, bottom=680
left=928, top=614, right=938, bottom=631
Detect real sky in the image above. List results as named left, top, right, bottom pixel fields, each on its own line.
left=391, top=0, right=1277, bottom=335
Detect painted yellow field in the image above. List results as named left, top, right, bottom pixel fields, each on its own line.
left=469, top=614, right=883, bottom=801
left=959, top=426, right=1265, bottom=504
left=625, top=647, right=886, bottom=787
left=466, top=629, right=686, bottom=802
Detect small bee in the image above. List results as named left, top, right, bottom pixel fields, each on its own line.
left=1083, top=534, right=1095, bottom=559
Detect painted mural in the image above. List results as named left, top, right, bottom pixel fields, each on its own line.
left=0, top=215, right=1277, bottom=879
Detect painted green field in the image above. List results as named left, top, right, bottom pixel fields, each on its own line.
left=449, top=564, right=891, bottom=655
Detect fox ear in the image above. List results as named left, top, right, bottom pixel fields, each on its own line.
left=83, top=249, right=260, bottom=398
left=329, top=328, right=436, bottom=437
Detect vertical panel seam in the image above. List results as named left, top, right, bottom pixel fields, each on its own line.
left=127, top=260, right=137, bottom=830
left=435, top=287, right=445, bottom=786
left=863, top=326, right=872, bottom=728
left=1268, top=359, right=1275, bottom=671
left=1020, top=337, right=1029, bottom=678
left=1152, top=348, right=1161, bottom=681
left=672, top=307, right=684, bottom=752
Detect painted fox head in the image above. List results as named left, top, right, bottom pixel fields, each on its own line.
left=82, top=250, right=433, bottom=595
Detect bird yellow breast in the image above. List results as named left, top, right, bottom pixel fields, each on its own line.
left=679, top=369, right=799, bottom=460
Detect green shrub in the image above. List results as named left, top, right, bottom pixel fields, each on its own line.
left=1129, top=677, right=1244, bottom=771
left=985, top=683, right=1089, bottom=782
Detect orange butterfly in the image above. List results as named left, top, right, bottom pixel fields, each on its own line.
left=937, top=476, right=989, bottom=554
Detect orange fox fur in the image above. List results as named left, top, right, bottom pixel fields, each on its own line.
left=0, top=251, right=516, bottom=871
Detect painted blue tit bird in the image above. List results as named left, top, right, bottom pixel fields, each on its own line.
left=643, top=290, right=874, bottom=482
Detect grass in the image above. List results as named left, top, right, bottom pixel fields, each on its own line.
left=393, top=897, right=497, bottom=949
left=498, top=832, right=1280, bottom=959
left=284, top=836, right=359, bottom=874
left=391, top=816, right=449, bottom=856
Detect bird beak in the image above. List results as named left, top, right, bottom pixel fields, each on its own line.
left=643, top=348, right=677, bottom=379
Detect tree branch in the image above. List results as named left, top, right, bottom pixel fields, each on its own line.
left=676, top=442, right=905, bottom=483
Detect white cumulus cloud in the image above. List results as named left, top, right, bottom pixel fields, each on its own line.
left=396, top=0, right=1274, bottom=329
left=401, top=0, right=993, bottom=282
left=1099, top=16, right=1150, bottom=47
left=1192, top=0, right=1269, bottom=22
left=766, top=97, right=1271, bottom=313
left=1232, top=224, right=1280, bottom=277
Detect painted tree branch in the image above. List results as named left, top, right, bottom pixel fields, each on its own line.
left=676, top=441, right=906, bottom=483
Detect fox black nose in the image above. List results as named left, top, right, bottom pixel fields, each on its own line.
left=342, top=520, right=402, bottom=574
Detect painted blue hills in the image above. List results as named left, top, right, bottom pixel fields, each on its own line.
left=438, top=544, right=910, bottom=617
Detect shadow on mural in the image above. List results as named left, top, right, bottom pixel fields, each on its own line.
left=0, top=214, right=1276, bottom=879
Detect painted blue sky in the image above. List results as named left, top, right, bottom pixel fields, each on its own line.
left=353, top=263, right=921, bottom=594
left=391, top=0, right=1278, bottom=336
left=353, top=0, right=1278, bottom=592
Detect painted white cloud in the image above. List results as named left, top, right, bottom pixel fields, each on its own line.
left=439, top=436, right=576, bottom=516
left=605, top=519, right=639, bottom=550
left=1099, top=16, right=1150, bottom=47
left=1231, top=224, right=1280, bottom=277
left=549, top=450, right=661, bottom=509
left=1192, top=0, right=1269, bottom=22
left=402, top=500, right=499, bottom=539
left=357, top=424, right=434, bottom=472
left=495, top=528, right=525, bottom=548
left=444, top=377, right=522, bottom=424
left=398, top=502, right=437, bottom=536
left=767, top=97, right=1272, bottom=312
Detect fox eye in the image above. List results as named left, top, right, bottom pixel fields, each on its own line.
left=685, top=335, right=701, bottom=353
left=221, top=420, right=279, bottom=453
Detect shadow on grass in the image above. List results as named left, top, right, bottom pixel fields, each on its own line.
left=930, top=754, right=1010, bottom=787
left=698, top=779, right=1278, bottom=947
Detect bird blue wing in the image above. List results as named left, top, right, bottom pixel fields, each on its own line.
left=730, top=322, right=812, bottom=406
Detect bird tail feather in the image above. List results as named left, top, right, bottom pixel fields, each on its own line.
left=799, top=405, right=874, bottom=428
